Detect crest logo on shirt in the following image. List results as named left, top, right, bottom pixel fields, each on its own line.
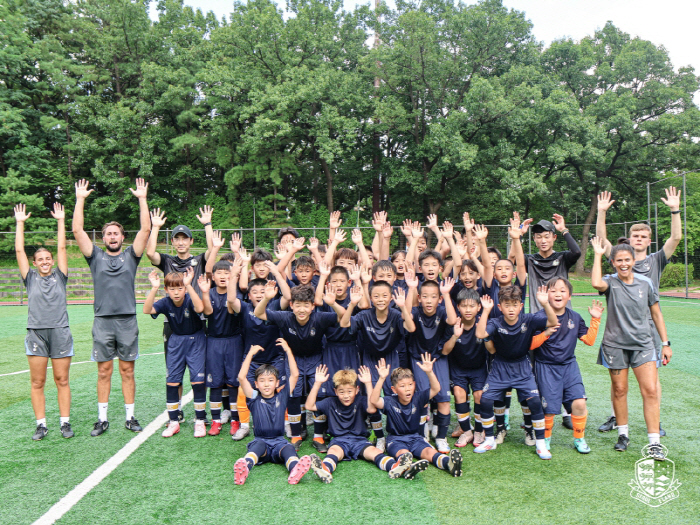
left=191, top=260, right=198, bottom=266
left=207, top=374, right=212, bottom=383
left=169, top=312, right=175, bottom=317
left=639, top=290, right=644, bottom=299
left=310, top=328, right=316, bottom=337
left=498, top=328, right=508, bottom=334
left=411, top=407, right=417, bottom=414
left=476, top=338, right=483, bottom=343
left=552, top=259, right=560, bottom=266
left=184, top=309, right=190, bottom=318
left=568, top=319, right=575, bottom=330
left=521, top=323, right=527, bottom=333
left=643, top=261, right=650, bottom=270
left=275, top=398, right=280, bottom=408
left=288, top=328, right=297, bottom=336
left=390, top=327, right=394, bottom=334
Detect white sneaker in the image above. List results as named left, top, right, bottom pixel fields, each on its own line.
left=495, top=428, right=507, bottom=444
left=375, top=437, right=386, bottom=452
left=285, top=422, right=292, bottom=438
left=431, top=421, right=439, bottom=439
left=221, top=409, right=232, bottom=424
left=435, top=438, right=450, bottom=454
left=162, top=421, right=180, bottom=438
left=455, top=430, right=474, bottom=448
left=474, top=439, right=497, bottom=454
left=232, top=424, right=250, bottom=441
left=194, top=419, right=206, bottom=438
left=524, top=428, right=536, bottom=446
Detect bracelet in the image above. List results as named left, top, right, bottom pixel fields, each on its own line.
left=671, top=210, right=681, bottom=215
left=203, top=222, right=212, bottom=226
left=561, top=229, right=570, bottom=235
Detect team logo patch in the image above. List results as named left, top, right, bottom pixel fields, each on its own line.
left=411, top=407, right=416, bottom=414
left=184, top=309, right=190, bottom=318
left=639, top=290, right=644, bottom=299
left=390, top=326, right=394, bottom=334
left=568, top=319, right=575, bottom=330
left=191, top=260, right=198, bottom=266
left=643, top=261, right=650, bottom=270
left=310, top=328, right=316, bottom=337
left=521, top=323, right=528, bottom=333
left=629, top=445, right=681, bottom=507
left=32, top=343, right=38, bottom=353
left=552, top=259, right=559, bottom=266
left=207, top=374, right=212, bottom=383
left=482, top=383, right=489, bottom=393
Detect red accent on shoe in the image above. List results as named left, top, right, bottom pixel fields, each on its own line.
left=230, top=420, right=241, bottom=436
left=234, top=459, right=249, bottom=485
left=208, top=421, right=222, bottom=436
left=288, top=455, right=312, bottom=484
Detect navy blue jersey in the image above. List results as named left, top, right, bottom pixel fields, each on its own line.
left=240, top=300, right=282, bottom=362
left=206, top=289, right=242, bottom=338
left=350, top=308, right=406, bottom=359
left=483, top=278, right=527, bottom=319
left=532, top=309, right=588, bottom=365
left=440, top=318, right=487, bottom=369
left=315, top=395, right=370, bottom=438
left=485, top=312, right=548, bottom=362
left=407, top=305, right=450, bottom=358
left=266, top=310, right=338, bottom=358
left=393, top=280, right=409, bottom=295
left=317, top=295, right=355, bottom=344
left=247, top=384, right=290, bottom=439
left=449, top=280, right=482, bottom=307
left=382, top=389, right=431, bottom=436
left=152, top=295, right=203, bottom=335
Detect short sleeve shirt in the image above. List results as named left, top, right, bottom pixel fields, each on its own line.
left=239, top=300, right=282, bottom=362
left=350, top=308, right=406, bottom=359
left=265, top=310, right=338, bottom=357
left=155, top=253, right=207, bottom=298
left=206, top=289, right=241, bottom=337
left=152, top=295, right=204, bottom=335
left=601, top=274, right=658, bottom=351
left=247, top=384, right=289, bottom=439
left=532, top=309, right=588, bottom=365
left=24, top=269, right=69, bottom=329
left=315, top=396, right=369, bottom=438
left=407, top=305, right=450, bottom=358
left=382, top=389, right=431, bottom=436
left=86, top=245, right=141, bottom=316
left=440, top=319, right=487, bottom=369
left=524, top=250, right=578, bottom=313
left=483, top=279, right=527, bottom=320
left=485, top=312, right=548, bottom=362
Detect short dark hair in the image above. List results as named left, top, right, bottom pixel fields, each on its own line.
left=251, top=248, right=273, bottom=265
left=101, top=221, right=125, bottom=238
left=546, top=277, right=573, bottom=295
left=212, top=260, right=232, bottom=273
left=255, top=364, right=279, bottom=380
left=32, top=247, right=52, bottom=261
left=248, top=278, right=268, bottom=291
left=372, top=260, right=397, bottom=278
left=220, top=252, right=237, bottom=262
left=611, top=244, right=635, bottom=260
left=164, top=272, right=184, bottom=288
left=369, top=280, right=392, bottom=295
left=457, top=288, right=480, bottom=304
left=294, top=255, right=315, bottom=271
left=498, top=285, right=522, bottom=304
left=333, top=248, right=358, bottom=265
left=616, top=237, right=630, bottom=245
left=459, top=259, right=479, bottom=274
left=278, top=227, right=300, bottom=242
left=495, top=258, right=514, bottom=270
left=290, top=284, right=315, bottom=303
left=364, top=245, right=374, bottom=255
left=418, top=249, right=443, bottom=267
left=390, top=367, right=414, bottom=386
left=418, top=279, right=440, bottom=294
left=487, top=246, right=502, bottom=259
left=329, top=266, right=349, bottom=280
left=390, top=250, right=406, bottom=262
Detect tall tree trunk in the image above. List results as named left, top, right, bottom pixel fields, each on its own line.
left=574, top=194, right=597, bottom=274
left=320, top=158, right=334, bottom=213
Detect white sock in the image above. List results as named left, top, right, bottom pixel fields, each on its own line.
left=125, top=403, right=135, bottom=420
left=98, top=402, right=108, bottom=422
left=60, top=417, right=69, bottom=425
left=617, top=424, right=629, bottom=437
left=648, top=433, right=660, bottom=445
left=505, top=408, right=510, bottom=416
left=241, top=422, right=250, bottom=429
left=178, top=399, right=183, bottom=411
left=482, top=435, right=495, bottom=445
left=37, top=418, right=46, bottom=427
left=535, top=438, right=547, bottom=450
left=611, top=405, right=616, bottom=418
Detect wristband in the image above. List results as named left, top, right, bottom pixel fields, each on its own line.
left=203, top=222, right=212, bottom=226
left=561, top=229, right=570, bottom=235
left=671, top=210, right=681, bottom=215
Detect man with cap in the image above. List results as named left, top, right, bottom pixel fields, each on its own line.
left=147, top=207, right=215, bottom=420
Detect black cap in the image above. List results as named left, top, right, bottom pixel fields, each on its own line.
left=532, top=220, right=556, bottom=234
left=172, top=225, right=193, bottom=238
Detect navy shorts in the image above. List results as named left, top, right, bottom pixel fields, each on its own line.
left=288, top=354, right=322, bottom=398
left=320, top=342, right=360, bottom=397
left=482, top=357, right=539, bottom=403
left=386, top=434, right=433, bottom=458
left=362, top=349, right=400, bottom=397
left=535, top=361, right=586, bottom=414
left=205, top=335, right=243, bottom=388
left=247, top=437, right=292, bottom=464
left=412, top=354, right=450, bottom=403
left=329, top=435, right=373, bottom=460
left=166, top=331, right=206, bottom=384
left=450, top=364, right=487, bottom=393
left=248, top=358, right=287, bottom=388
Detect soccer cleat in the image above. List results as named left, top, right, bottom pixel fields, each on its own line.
left=536, top=447, right=552, bottom=460
left=162, top=421, right=180, bottom=438
left=90, top=420, right=109, bottom=437
left=234, top=458, right=250, bottom=485
left=524, top=428, right=536, bottom=446
left=574, top=438, right=590, bottom=454
left=388, top=452, right=413, bottom=479
left=32, top=424, right=48, bottom=441
left=659, top=423, right=666, bottom=437
left=562, top=415, right=573, bottom=430
left=375, top=437, right=386, bottom=453
left=194, top=420, right=206, bottom=438
left=544, top=437, right=551, bottom=450
left=60, top=422, right=74, bottom=439
left=504, top=414, right=511, bottom=431
left=474, top=440, right=497, bottom=454
left=125, top=417, right=142, bottom=433
left=598, top=416, right=616, bottom=432
left=455, top=430, right=474, bottom=448
left=472, top=431, right=485, bottom=447
left=220, top=409, right=231, bottom=424
left=312, top=439, right=328, bottom=453
left=447, top=449, right=463, bottom=477
left=291, top=437, right=303, bottom=452
left=230, top=420, right=241, bottom=436
left=402, top=459, right=429, bottom=480
left=288, top=455, right=312, bottom=485
left=435, top=438, right=450, bottom=454
left=300, top=427, right=308, bottom=441
left=495, top=427, right=507, bottom=444
left=177, top=410, right=184, bottom=423
left=309, top=454, right=333, bottom=483
left=648, top=444, right=666, bottom=461
left=232, top=425, right=250, bottom=441
left=451, top=426, right=464, bottom=438
left=208, top=421, right=223, bottom=436
left=614, top=435, right=630, bottom=452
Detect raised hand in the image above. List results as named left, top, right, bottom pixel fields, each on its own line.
left=473, top=224, right=488, bottom=241
left=426, top=214, right=439, bottom=231
left=357, top=365, right=372, bottom=384
left=308, top=237, right=319, bottom=251
left=50, top=202, right=65, bottom=221
left=411, top=221, right=423, bottom=240
left=442, top=221, right=454, bottom=239
left=75, top=179, right=93, bottom=200
left=198, top=274, right=211, bottom=294
left=334, top=229, right=347, bottom=244
left=329, top=211, right=342, bottom=229
left=348, top=263, right=361, bottom=283
left=415, top=352, right=435, bottom=374
left=352, top=228, right=364, bottom=246
left=196, top=205, right=214, bottom=225
left=452, top=318, right=464, bottom=339
left=401, top=219, right=413, bottom=239
left=150, top=208, right=166, bottom=228
left=263, top=260, right=279, bottom=276
left=375, top=358, right=390, bottom=379
left=597, top=191, right=616, bottom=212
left=319, top=260, right=331, bottom=277
left=508, top=213, right=523, bottom=239
left=457, top=238, right=469, bottom=259
left=590, top=236, right=606, bottom=255
left=212, top=230, right=225, bottom=249
left=360, top=266, right=372, bottom=284
left=230, top=232, right=241, bottom=253
left=129, top=178, right=148, bottom=199
left=462, top=212, right=474, bottom=232
left=148, top=269, right=160, bottom=288
left=276, top=338, right=292, bottom=354
left=349, top=284, right=364, bottom=304
left=535, top=285, right=549, bottom=306
left=14, top=204, right=31, bottom=222
left=661, top=186, right=681, bottom=211
left=372, top=211, right=386, bottom=232
left=480, top=294, right=494, bottom=311
left=291, top=236, right=306, bottom=252
left=588, top=299, right=605, bottom=319
left=404, top=268, right=419, bottom=289
left=323, top=282, right=336, bottom=305
left=264, top=280, right=278, bottom=299
left=274, top=243, right=287, bottom=261
left=182, top=267, right=195, bottom=287
left=382, top=221, right=393, bottom=239
left=314, top=364, right=329, bottom=384
left=249, top=344, right=264, bottom=357
left=543, top=324, right=559, bottom=337
left=552, top=213, right=566, bottom=232
left=392, top=287, right=407, bottom=308
left=238, top=247, right=251, bottom=263
left=440, top=276, right=455, bottom=294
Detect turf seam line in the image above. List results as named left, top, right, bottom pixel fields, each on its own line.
left=0, top=352, right=164, bottom=377
left=31, top=389, right=193, bottom=525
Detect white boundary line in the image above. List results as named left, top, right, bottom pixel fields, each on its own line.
left=32, top=390, right=194, bottom=525
left=0, top=352, right=164, bottom=378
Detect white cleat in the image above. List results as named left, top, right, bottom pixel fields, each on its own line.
left=435, top=438, right=450, bottom=454
left=162, top=421, right=180, bottom=438
left=375, top=437, right=386, bottom=453
left=220, top=409, right=232, bottom=424
left=232, top=425, right=250, bottom=441
left=194, top=419, right=206, bottom=438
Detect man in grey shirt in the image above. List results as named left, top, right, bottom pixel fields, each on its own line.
left=72, top=178, right=151, bottom=437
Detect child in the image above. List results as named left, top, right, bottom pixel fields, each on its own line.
left=238, top=247, right=274, bottom=294
left=370, top=260, right=409, bottom=367
left=475, top=285, right=558, bottom=459
left=305, top=365, right=429, bottom=482
left=233, top=342, right=312, bottom=485
left=532, top=278, right=603, bottom=453
left=15, top=203, right=74, bottom=440
left=368, top=355, right=463, bottom=477
left=143, top=268, right=208, bottom=438
left=439, top=288, right=488, bottom=447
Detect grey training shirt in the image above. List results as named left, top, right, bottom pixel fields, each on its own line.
left=86, top=245, right=141, bottom=316
left=24, top=268, right=69, bottom=329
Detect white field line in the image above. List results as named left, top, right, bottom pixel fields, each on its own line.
left=0, top=352, right=164, bottom=378
left=32, top=390, right=194, bottom=525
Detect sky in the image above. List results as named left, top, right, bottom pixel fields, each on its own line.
left=149, top=0, right=700, bottom=76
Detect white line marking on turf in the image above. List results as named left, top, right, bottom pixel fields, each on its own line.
left=0, top=352, right=164, bottom=377
left=32, top=390, right=194, bottom=525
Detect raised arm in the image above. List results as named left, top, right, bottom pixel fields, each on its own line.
left=305, top=365, right=329, bottom=412
left=50, top=203, right=68, bottom=276
left=394, top=288, right=416, bottom=333
left=129, top=178, right=150, bottom=257
left=196, top=205, right=215, bottom=260
left=476, top=295, right=493, bottom=342
left=13, top=204, right=31, bottom=279
left=267, top=261, right=291, bottom=309
left=340, top=285, right=363, bottom=327
left=253, top=280, right=278, bottom=320
left=183, top=268, right=204, bottom=313
left=368, top=358, right=390, bottom=410
left=237, top=246, right=251, bottom=293
left=535, top=285, right=558, bottom=328
left=441, top=319, right=463, bottom=356
left=661, top=186, right=682, bottom=260
left=72, top=179, right=95, bottom=257
left=205, top=230, right=225, bottom=275
left=381, top=221, right=392, bottom=261
left=238, top=345, right=264, bottom=398
left=198, top=275, right=213, bottom=316
left=596, top=191, right=615, bottom=258
left=407, top=221, right=422, bottom=267
left=442, top=222, right=462, bottom=270
left=226, top=258, right=244, bottom=314
left=357, top=366, right=377, bottom=414
left=440, top=277, right=457, bottom=325
left=278, top=338, right=299, bottom=393
left=323, top=229, right=347, bottom=267
left=590, top=237, right=608, bottom=292
left=328, top=211, right=342, bottom=244
left=307, top=237, right=323, bottom=269
left=509, top=215, right=527, bottom=287
left=473, top=225, right=492, bottom=287
left=276, top=236, right=305, bottom=277
left=371, top=212, right=385, bottom=262
left=414, top=353, right=440, bottom=399
left=323, top=282, right=346, bottom=321
left=146, top=208, right=165, bottom=266
left=143, top=270, right=161, bottom=314
left=352, top=229, right=372, bottom=269
left=314, top=261, right=331, bottom=306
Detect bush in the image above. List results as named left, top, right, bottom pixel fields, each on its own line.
left=660, top=263, right=694, bottom=288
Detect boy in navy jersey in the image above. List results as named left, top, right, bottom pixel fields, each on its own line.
left=475, top=285, right=557, bottom=459
left=368, top=355, right=463, bottom=477
left=234, top=342, right=312, bottom=485
left=340, top=283, right=416, bottom=451
left=255, top=283, right=344, bottom=452
left=143, top=268, right=207, bottom=438
left=531, top=278, right=602, bottom=453
left=305, top=365, right=429, bottom=482
left=371, top=260, right=409, bottom=369
left=440, top=288, right=488, bottom=448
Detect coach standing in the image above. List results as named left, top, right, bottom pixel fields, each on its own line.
left=72, top=178, right=151, bottom=437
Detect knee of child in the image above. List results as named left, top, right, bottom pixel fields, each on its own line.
left=421, top=448, right=437, bottom=461
left=453, top=386, right=467, bottom=403
left=571, top=398, right=587, bottom=414
left=437, top=401, right=451, bottom=414
left=473, top=390, right=482, bottom=404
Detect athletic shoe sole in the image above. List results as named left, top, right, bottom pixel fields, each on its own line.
left=234, top=459, right=249, bottom=485
left=288, top=455, right=311, bottom=484
left=309, top=454, right=333, bottom=483
left=536, top=448, right=552, bottom=460
left=388, top=452, right=413, bottom=479
left=474, top=443, right=497, bottom=454
left=447, top=449, right=463, bottom=477
left=402, top=460, right=429, bottom=480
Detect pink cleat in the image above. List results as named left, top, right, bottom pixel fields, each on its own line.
left=234, top=459, right=250, bottom=485
left=161, top=421, right=180, bottom=438
left=288, top=455, right=312, bottom=485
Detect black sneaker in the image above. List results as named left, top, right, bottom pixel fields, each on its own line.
left=648, top=443, right=666, bottom=461
left=311, top=439, right=328, bottom=453
left=60, top=422, right=74, bottom=438
left=562, top=415, right=573, bottom=430
left=447, top=449, right=463, bottom=477
left=125, top=417, right=142, bottom=433
left=598, top=416, right=616, bottom=432
left=90, top=420, right=109, bottom=437
left=300, top=427, right=308, bottom=440
left=177, top=410, right=184, bottom=423
left=32, top=424, right=48, bottom=441
left=659, top=424, right=666, bottom=437
left=402, top=459, right=429, bottom=480
left=292, top=438, right=303, bottom=452
left=614, top=435, right=630, bottom=452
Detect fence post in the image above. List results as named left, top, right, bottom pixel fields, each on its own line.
left=166, top=228, right=170, bottom=255
left=683, top=174, right=689, bottom=299
left=647, top=182, right=651, bottom=228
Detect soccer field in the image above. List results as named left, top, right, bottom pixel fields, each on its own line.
left=1, top=297, right=698, bottom=525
